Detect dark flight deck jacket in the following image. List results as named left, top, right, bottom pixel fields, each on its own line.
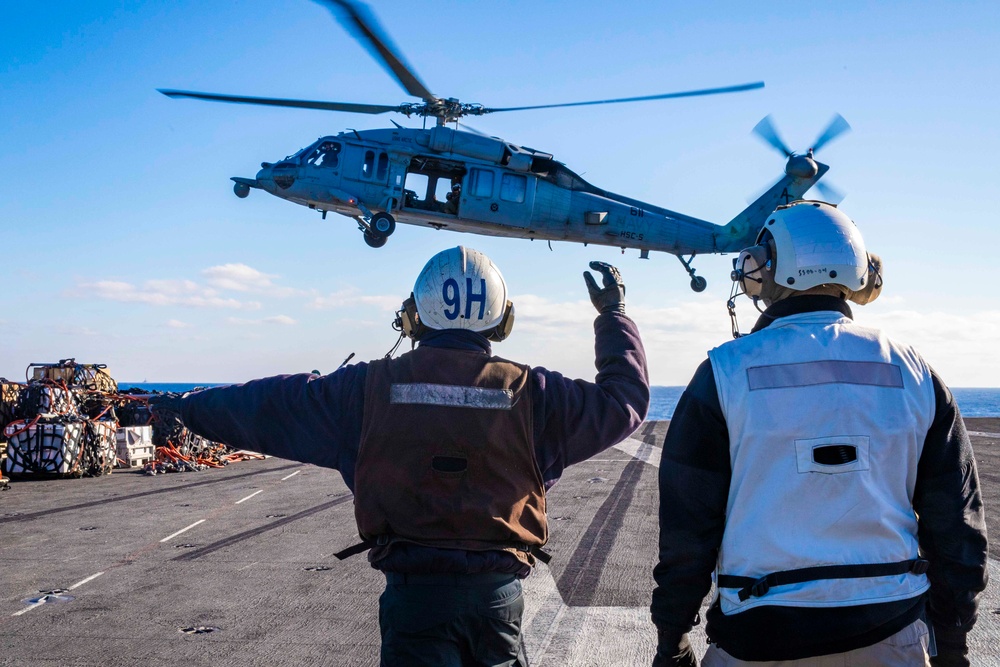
left=179, top=311, right=649, bottom=575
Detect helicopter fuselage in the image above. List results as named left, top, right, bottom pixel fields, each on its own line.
left=246, top=127, right=791, bottom=253
left=236, top=125, right=825, bottom=290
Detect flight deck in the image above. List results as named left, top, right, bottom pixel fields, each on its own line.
left=2, top=420, right=998, bottom=665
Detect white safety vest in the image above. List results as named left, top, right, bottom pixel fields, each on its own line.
left=708, top=310, right=933, bottom=614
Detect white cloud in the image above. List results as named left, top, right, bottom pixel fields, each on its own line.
left=226, top=315, right=297, bottom=326
left=308, top=288, right=400, bottom=311
left=166, top=319, right=192, bottom=329
left=201, top=264, right=298, bottom=297
left=79, top=279, right=260, bottom=310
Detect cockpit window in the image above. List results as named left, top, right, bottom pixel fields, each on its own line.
left=304, top=141, right=342, bottom=168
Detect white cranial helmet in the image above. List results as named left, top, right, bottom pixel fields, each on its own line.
left=761, top=200, right=869, bottom=292
left=413, top=246, right=509, bottom=332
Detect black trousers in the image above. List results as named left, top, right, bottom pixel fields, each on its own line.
left=379, top=571, right=528, bottom=666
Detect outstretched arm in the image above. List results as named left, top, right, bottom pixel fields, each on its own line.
left=170, top=365, right=368, bottom=488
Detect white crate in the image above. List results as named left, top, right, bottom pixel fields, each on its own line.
left=116, top=426, right=154, bottom=468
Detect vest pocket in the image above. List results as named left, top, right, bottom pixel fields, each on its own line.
left=432, top=455, right=468, bottom=474
left=795, top=435, right=870, bottom=474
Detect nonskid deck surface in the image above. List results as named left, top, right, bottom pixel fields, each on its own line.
left=1, top=420, right=998, bottom=666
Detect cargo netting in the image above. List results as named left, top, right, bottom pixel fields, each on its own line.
left=1, top=362, right=261, bottom=479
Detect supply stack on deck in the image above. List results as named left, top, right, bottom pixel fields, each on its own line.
left=2, top=362, right=260, bottom=482
left=0, top=379, right=24, bottom=488
left=2, top=361, right=119, bottom=478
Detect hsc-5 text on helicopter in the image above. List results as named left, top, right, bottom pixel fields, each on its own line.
left=160, top=0, right=849, bottom=291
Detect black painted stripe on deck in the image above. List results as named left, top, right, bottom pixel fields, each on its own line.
left=171, top=494, right=354, bottom=561
left=557, top=454, right=648, bottom=606
left=0, top=464, right=303, bottom=524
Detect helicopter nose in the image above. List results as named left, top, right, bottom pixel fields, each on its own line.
left=264, top=161, right=297, bottom=190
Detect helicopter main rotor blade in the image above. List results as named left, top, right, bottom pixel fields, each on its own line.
left=481, top=81, right=764, bottom=114
left=752, top=115, right=793, bottom=157
left=158, top=89, right=401, bottom=115
left=811, top=113, right=851, bottom=153
left=316, top=0, right=435, bottom=102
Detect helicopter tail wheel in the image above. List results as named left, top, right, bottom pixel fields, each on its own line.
left=371, top=212, right=396, bottom=237
left=677, top=254, right=706, bottom=292
left=364, top=231, right=388, bottom=248
left=233, top=182, right=250, bottom=198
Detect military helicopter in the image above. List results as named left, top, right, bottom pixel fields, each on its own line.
left=160, top=0, right=848, bottom=291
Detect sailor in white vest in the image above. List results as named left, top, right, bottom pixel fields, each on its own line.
left=651, top=201, right=988, bottom=666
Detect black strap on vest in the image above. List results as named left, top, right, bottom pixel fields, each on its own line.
left=717, top=558, right=930, bottom=602
left=526, top=545, right=553, bottom=565
left=334, top=535, right=389, bottom=561
left=335, top=536, right=553, bottom=564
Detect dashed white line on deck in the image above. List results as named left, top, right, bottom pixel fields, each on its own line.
left=235, top=490, right=263, bottom=504
left=280, top=470, right=301, bottom=481
left=68, top=572, right=104, bottom=590
left=160, top=519, right=206, bottom=543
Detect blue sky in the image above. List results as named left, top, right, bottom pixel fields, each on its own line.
left=3, top=1, right=999, bottom=386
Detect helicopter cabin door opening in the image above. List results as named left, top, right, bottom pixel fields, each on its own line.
left=402, top=157, right=466, bottom=216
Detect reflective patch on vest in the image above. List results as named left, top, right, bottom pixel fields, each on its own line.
left=796, top=435, right=870, bottom=474
left=390, top=383, right=514, bottom=410
left=747, top=361, right=904, bottom=391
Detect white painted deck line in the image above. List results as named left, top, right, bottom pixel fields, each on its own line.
left=159, top=519, right=206, bottom=543
left=613, top=437, right=660, bottom=468
left=968, top=431, right=1000, bottom=438
left=11, top=601, right=45, bottom=617
left=235, top=490, right=263, bottom=504
left=67, top=572, right=104, bottom=590
left=280, top=470, right=301, bottom=481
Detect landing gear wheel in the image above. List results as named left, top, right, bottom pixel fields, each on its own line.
left=371, top=212, right=396, bottom=237
left=690, top=276, right=707, bottom=292
left=364, top=232, right=388, bottom=248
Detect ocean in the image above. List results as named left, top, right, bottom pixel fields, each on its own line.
left=120, top=383, right=1000, bottom=418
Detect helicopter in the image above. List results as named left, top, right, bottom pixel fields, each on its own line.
left=160, top=0, right=849, bottom=292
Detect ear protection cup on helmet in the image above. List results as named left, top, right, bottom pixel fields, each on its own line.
left=396, top=294, right=429, bottom=340
left=732, top=244, right=772, bottom=299
left=848, top=253, right=884, bottom=305
left=486, top=300, right=515, bottom=342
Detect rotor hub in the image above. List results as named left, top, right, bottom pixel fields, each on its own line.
left=785, top=154, right=819, bottom=179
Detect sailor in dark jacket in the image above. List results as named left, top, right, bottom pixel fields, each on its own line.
left=651, top=202, right=988, bottom=666
left=151, top=246, right=649, bottom=667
